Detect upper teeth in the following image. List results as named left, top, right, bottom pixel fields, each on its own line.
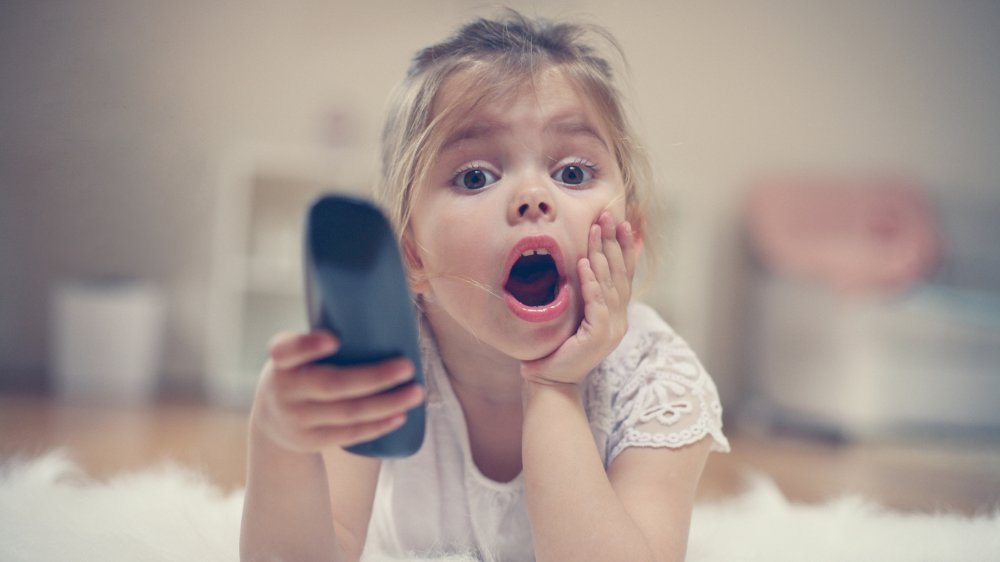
left=521, top=249, right=550, bottom=257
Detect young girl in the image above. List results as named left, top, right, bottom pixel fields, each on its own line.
left=241, top=10, right=728, bottom=562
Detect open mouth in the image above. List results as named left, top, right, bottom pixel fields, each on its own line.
left=501, top=236, right=571, bottom=323
left=504, top=249, right=561, bottom=307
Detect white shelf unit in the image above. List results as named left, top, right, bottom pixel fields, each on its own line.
left=207, top=144, right=374, bottom=407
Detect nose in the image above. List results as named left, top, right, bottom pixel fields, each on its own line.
left=508, top=184, right=557, bottom=224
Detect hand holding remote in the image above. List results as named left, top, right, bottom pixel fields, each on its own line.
left=302, top=195, right=426, bottom=457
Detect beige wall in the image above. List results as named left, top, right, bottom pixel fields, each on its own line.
left=2, top=1, right=999, bottom=402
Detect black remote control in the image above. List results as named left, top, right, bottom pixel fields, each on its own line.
left=304, top=194, right=425, bottom=458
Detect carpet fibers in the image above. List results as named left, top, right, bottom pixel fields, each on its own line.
left=1, top=451, right=997, bottom=561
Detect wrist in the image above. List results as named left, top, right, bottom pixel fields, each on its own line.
left=247, top=405, right=318, bottom=460
left=522, top=378, right=584, bottom=410
left=520, top=362, right=591, bottom=389
left=247, top=424, right=327, bottom=482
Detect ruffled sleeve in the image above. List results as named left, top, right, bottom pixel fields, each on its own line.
left=585, top=304, right=730, bottom=466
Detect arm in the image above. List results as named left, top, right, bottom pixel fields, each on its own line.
left=521, top=213, right=711, bottom=560
left=522, top=386, right=711, bottom=562
left=321, top=447, right=382, bottom=560
left=241, top=427, right=345, bottom=562
left=240, top=331, right=423, bottom=562
left=607, top=441, right=712, bottom=560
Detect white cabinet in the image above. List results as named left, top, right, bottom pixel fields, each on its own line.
left=206, top=144, right=373, bottom=407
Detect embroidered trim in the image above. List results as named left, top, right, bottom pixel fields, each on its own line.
left=585, top=318, right=730, bottom=466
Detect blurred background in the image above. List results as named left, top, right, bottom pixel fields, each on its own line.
left=2, top=0, right=999, bottom=444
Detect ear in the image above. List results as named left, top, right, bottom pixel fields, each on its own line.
left=402, top=234, right=430, bottom=294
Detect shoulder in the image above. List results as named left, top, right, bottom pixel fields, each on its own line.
left=601, top=302, right=687, bottom=377
left=586, top=302, right=730, bottom=464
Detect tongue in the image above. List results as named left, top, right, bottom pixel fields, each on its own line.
left=505, top=257, right=559, bottom=307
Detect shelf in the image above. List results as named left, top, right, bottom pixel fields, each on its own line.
left=207, top=143, right=373, bottom=407
left=246, top=255, right=303, bottom=296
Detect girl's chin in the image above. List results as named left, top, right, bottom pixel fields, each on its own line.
left=516, top=346, right=558, bottom=363
left=510, top=320, right=581, bottom=362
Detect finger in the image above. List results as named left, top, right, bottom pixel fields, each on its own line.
left=593, top=214, right=628, bottom=311
left=306, top=414, right=408, bottom=449
left=611, top=221, right=636, bottom=304
left=283, top=358, right=414, bottom=402
left=599, top=215, right=628, bottom=292
left=298, top=383, right=424, bottom=428
left=588, top=223, right=613, bottom=288
left=617, top=221, right=638, bottom=278
left=269, top=331, right=339, bottom=371
left=578, top=258, right=608, bottom=322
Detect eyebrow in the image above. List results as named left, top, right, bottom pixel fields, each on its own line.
left=437, top=115, right=610, bottom=154
left=439, top=122, right=506, bottom=154
left=544, top=118, right=610, bottom=151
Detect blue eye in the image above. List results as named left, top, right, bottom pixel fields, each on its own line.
left=553, top=164, right=593, bottom=186
left=453, top=167, right=498, bottom=190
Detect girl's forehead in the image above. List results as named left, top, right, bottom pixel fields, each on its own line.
left=431, top=66, right=613, bottom=140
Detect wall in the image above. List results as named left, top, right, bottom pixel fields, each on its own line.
left=1, top=1, right=999, bottom=404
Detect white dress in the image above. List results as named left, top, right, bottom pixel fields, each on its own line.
left=362, top=302, right=729, bottom=561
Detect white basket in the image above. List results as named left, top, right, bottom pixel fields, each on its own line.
left=50, top=280, right=164, bottom=404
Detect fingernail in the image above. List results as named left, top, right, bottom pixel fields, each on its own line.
left=407, top=384, right=425, bottom=404
left=320, top=334, right=338, bottom=352
left=398, top=359, right=415, bottom=377
left=414, top=384, right=425, bottom=399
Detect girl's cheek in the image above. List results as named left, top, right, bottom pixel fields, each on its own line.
left=609, top=198, right=629, bottom=224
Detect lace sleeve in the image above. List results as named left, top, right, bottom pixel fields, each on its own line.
left=603, top=326, right=730, bottom=464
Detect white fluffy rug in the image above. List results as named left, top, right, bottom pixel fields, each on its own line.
left=1, top=451, right=997, bottom=561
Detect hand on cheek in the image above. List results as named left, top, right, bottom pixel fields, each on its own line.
left=521, top=212, right=638, bottom=385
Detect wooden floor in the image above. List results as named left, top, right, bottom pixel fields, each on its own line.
left=2, top=392, right=999, bottom=514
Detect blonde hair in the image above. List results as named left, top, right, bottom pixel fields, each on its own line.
left=376, top=9, right=657, bottom=266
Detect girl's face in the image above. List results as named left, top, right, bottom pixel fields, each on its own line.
left=406, top=67, right=631, bottom=361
